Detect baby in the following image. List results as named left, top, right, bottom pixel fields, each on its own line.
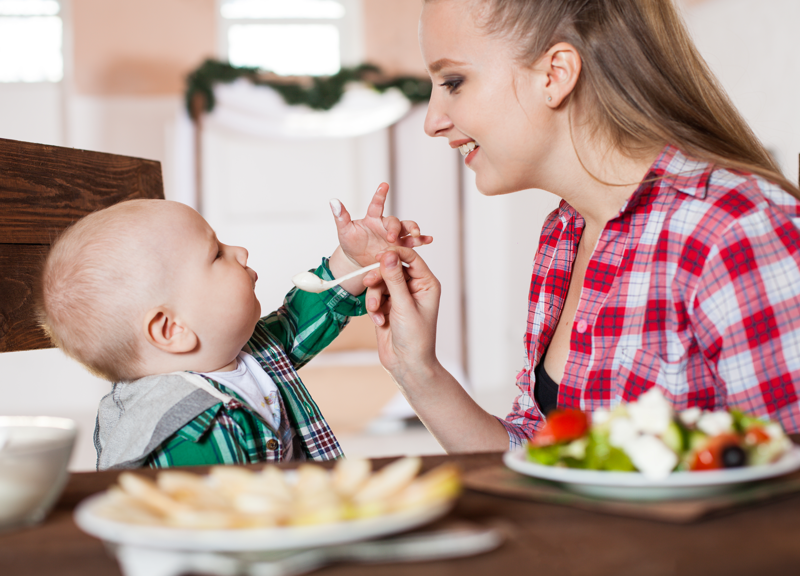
left=37, top=185, right=430, bottom=470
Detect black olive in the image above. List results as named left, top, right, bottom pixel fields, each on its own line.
left=721, top=445, right=746, bottom=468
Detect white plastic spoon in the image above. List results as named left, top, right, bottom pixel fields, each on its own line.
left=292, top=261, right=409, bottom=293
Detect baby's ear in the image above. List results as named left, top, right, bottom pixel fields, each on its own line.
left=144, top=307, right=198, bottom=354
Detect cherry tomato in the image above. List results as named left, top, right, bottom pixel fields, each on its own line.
left=744, top=426, right=770, bottom=446
left=530, top=409, right=590, bottom=447
left=690, top=433, right=745, bottom=471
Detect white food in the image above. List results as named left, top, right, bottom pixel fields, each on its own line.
left=609, top=417, right=638, bottom=450
left=627, top=388, right=674, bottom=435
left=625, top=434, right=679, bottom=480
left=697, top=411, right=733, bottom=437
left=678, top=406, right=702, bottom=426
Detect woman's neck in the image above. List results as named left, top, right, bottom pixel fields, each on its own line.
left=557, top=147, right=658, bottom=231
left=538, top=109, right=662, bottom=231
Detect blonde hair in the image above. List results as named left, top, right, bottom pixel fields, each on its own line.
left=446, top=0, right=799, bottom=198
left=38, top=201, right=163, bottom=382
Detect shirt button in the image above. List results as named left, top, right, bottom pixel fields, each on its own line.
left=266, top=439, right=279, bottom=451
left=576, top=320, right=588, bottom=333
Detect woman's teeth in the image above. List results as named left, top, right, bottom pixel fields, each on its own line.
left=459, top=142, right=478, bottom=156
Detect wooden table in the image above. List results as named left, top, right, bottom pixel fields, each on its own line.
left=3, top=452, right=800, bottom=576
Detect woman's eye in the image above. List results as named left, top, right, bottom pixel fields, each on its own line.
left=439, top=78, right=463, bottom=93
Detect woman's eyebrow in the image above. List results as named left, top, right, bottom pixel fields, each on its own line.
left=428, top=58, right=468, bottom=74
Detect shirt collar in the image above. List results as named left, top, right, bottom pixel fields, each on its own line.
left=623, top=144, right=712, bottom=212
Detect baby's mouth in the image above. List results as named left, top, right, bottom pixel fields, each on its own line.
left=459, top=141, right=479, bottom=157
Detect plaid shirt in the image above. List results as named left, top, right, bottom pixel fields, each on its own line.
left=501, top=145, right=800, bottom=448
left=146, top=259, right=365, bottom=467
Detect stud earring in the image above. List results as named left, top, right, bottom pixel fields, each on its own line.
left=547, top=96, right=552, bottom=102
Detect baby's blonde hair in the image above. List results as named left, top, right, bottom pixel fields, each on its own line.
left=38, top=200, right=165, bottom=382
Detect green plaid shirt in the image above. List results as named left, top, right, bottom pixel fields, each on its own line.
left=145, top=259, right=365, bottom=468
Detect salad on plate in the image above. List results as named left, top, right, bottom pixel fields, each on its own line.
left=526, top=388, right=793, bottom=480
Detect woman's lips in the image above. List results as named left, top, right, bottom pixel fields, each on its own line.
left=454, top=140, right=480, bottom=166
left=464, top=145, right=479, bottom=165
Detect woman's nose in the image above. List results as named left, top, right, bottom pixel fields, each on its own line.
left=424, top=92, right=453, bottom=138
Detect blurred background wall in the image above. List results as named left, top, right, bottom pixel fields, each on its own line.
left=1, top=0, right=799, bottom=470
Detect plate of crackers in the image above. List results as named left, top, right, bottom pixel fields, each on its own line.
left=74, top=457, right=461, bottom=551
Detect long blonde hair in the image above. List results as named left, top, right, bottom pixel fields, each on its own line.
left=448, top=0, right=800, bottom=198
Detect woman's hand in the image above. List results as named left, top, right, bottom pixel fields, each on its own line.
left=364, top=247, right=511, bottom=453
left=363, top=247, right=442, bottom=380
left=331, top=183, right=432, bottom=269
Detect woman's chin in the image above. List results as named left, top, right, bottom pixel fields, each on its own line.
left=475, top=178, right=520, bottom=197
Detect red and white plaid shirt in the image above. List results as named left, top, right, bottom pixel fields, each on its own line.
left=501, top=145, right=800, bottom=448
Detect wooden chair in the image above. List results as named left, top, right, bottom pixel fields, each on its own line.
left=0, top=137, right=164, bottom=353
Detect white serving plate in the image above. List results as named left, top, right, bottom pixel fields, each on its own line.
left=503, top=445, right=800, bottom=501
left=74, top=494, right=453, bottom=552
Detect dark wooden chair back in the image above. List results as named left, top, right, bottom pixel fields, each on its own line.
left=0, top=138, right=164, bottom=352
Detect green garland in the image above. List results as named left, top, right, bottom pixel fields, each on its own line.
left=185, top=59, right=432, bottom=115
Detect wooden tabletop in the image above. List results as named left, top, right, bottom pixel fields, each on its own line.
left=3, top=452, right=800, bottom=576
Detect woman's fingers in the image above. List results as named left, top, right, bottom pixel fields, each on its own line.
left=364, top=274, right=389, bottom=326
left=378, top=247, right=437, bottom=307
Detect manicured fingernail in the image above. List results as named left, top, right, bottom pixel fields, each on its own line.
left=329, top=198, right=342, bottom=218
left=372, top=314, right=384, bottom=326
left=385, top=253, right=398, bottom=268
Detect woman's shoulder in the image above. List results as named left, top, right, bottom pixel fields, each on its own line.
left=705, top=165, right=800, bottom=221
left=657, top=146, right=800, bottom=227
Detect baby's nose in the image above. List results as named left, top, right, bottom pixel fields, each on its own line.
left=234, top=245, right=248, bottom=266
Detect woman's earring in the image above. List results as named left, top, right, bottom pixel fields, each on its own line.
left=547, top=96, right=552, bottom=102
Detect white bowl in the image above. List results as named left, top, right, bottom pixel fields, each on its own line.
left=0, top=416, right=77, bottom=531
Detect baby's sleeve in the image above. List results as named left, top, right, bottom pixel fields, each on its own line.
left=256, top=257, right=367, bottom=369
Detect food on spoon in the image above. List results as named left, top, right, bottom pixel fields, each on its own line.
left=92, top=457, right=460, bottom=529
left=526, top=389, right=792, bottom=480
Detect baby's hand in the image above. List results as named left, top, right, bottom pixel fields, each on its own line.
left=331, top=183, right=432, bottom=268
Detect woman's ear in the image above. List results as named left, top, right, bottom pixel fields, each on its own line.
left=143, top=307, right=198, bottom=354
left=541, top=42, right=581, bottom=108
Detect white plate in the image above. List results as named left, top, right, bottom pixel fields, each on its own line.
left=74, top=493, right=453, bottom=552
left=503, top=445, right=800, bottom=501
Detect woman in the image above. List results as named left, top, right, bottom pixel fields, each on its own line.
left=361, top=0, right=800, bottom=452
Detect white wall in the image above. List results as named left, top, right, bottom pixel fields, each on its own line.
left=0, top=84, right=63, bottom=146
left=681, top=0, right=800, bottom=179
left=393, top=105, right=466, bottom=385
left=4, top=0, right=800, bottom=463
left=462, top=173, right=561, bottom=399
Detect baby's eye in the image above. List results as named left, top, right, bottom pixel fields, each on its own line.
left=439, top=77, right=463, bottom=94
left=215, top=249, right=223, bottom=260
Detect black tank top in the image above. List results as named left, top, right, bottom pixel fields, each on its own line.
left=533, top=357, right=559, bottom=415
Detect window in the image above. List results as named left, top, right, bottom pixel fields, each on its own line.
left=218, top=0, right=362, bottom=77
left=0, top=0, right=62, bottom=82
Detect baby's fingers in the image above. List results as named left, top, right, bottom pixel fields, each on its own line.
left=330, top=198, right=352, bottom=232
left=397, top=234, right=433, bottom=248
left=397, top=220, right=433, bottom=248
left=382, top=215, right=403, bottom=244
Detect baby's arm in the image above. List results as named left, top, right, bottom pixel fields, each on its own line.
left=328, top=182, right=432, bottom=295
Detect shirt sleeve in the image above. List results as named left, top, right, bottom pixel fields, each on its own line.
left=691, top=206, right=800, bottom=432
left=499, top=368, right=547, bottom=450
left=256, top=257, right=367, bottom=370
